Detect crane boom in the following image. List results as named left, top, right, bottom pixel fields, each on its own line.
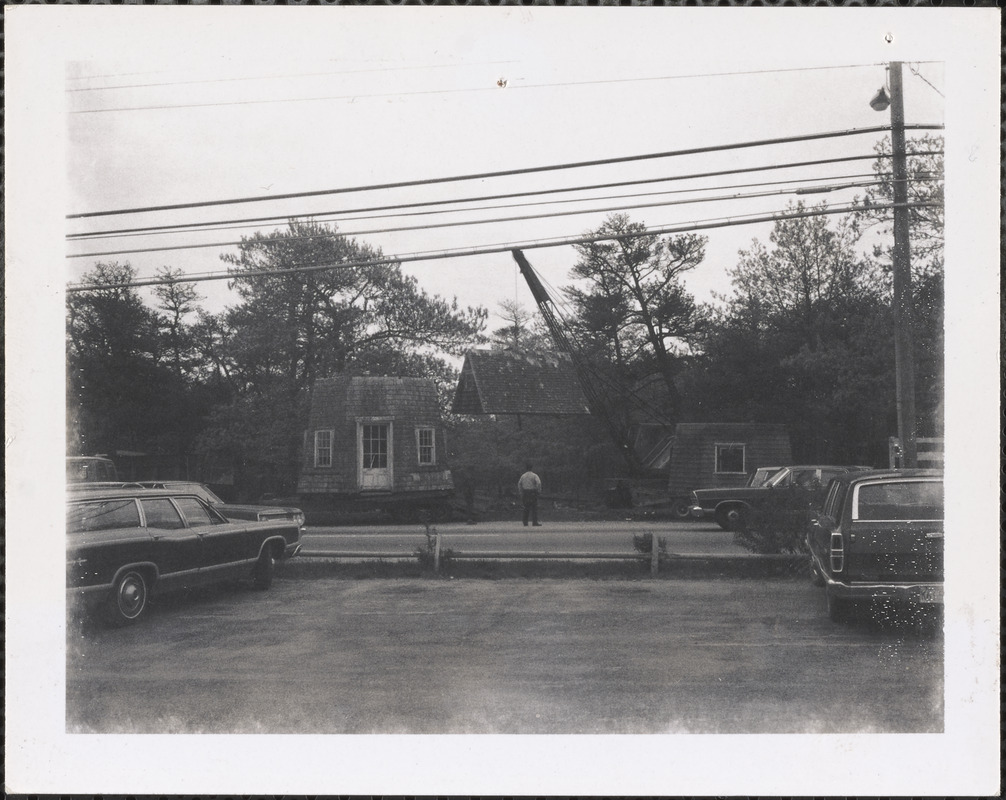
left=511, top=249, right=639, bottom=469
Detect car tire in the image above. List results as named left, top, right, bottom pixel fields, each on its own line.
left=810, top=561, right=826, bottom=587
left=106, top=569, right=148, bottom=626
left=672, top=499, right=692, bottom=520
left=826, top=590, right=855, bottom=623
left=715, top=505, right=747, bottom=531
left=252, top=549, right=275, bottom=590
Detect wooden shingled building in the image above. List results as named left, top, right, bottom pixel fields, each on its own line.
left=666, top=422, right=792, bottom=504
left=298, top=375, right=454, bottom=503
left=451, top=350, right=591, bottom=416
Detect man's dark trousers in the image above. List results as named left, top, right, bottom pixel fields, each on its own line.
left=522, top=490, right=539, bottom=526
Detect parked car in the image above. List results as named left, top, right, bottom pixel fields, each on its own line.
left=66, top=485, right=302, bottom=625
left=806, top=469, right=943, bottom=622
left=66, top=455, right=119, bottom=483
left=688, top=465, right=872, bottom=531
left=130, top=481, right=305, bottom=528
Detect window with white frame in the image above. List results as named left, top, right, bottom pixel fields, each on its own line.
left=714, top=443, right=746, bottom=474
left=416, top=427, right=436, bottom=465
left=314, top=430, right=333, bottom=467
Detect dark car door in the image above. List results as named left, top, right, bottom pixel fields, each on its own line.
left=843, top=478, right=944, bottom=584
left=174, top=496, right=263, bottom=574
left=139, top=497, right=203, bottom=588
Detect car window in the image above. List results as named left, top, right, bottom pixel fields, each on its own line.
left=821, top=481, right=841, bottom=517
left=768, top=469, right=792, bottom=487
left=67, top=499, right=140, bottom=533
left=820, top=469, right=845, bottom=485
left=141, top=498, right=185, bottom=530
left=748, top=468, right=779, bottom=487
left=831, top=483, right=850, bottom=523
left=855, top=480, right=944, bottom=521
left=792, top=469, right=820, bottom=488
left=174, top=497, right=224, bottom=527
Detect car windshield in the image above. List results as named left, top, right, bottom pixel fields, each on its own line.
left=747, top=468, right=781, bottom=487
left=766, top=469, right=793, bottom=487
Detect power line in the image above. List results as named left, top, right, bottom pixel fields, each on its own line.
left=67, top=172, right=885, bottom=241
left=908, top=63, right=945, bottom=99
left=67, top=60, right=521, bottom=93
left=70, top=170, right=944, bottom=244
left=67, top=177, right=911, bottom=260
left=69, top=150, right=944, bottom=240
left=64, top=56, right=420, bottom=83
left=69, top=81, right=511, bottom=115
left=67, top=124, right=943, bottom=220
left=68, top=61, right=910, bottom=115
left=67, top=200, right=939, bottom=293
left=66, top=155, right=900, bottom=238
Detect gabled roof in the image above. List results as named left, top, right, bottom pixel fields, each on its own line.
left=451, top=350, right=591, bottom=416
left=309, top=375, right=442, bottom=425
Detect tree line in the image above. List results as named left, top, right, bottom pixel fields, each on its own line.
left=67, top=137, right=943, bottom=498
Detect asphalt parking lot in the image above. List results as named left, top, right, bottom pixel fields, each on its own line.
left=66, top=573, right=943, bottom=734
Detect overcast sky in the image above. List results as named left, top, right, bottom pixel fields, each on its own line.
left=62, top=9, right=946, bottom=329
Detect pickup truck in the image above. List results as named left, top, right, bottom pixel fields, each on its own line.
left=688, top=464, right=870, bottom=531
left=806, top=469, right=943, bottom=622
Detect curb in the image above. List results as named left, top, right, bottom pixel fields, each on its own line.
left=283, top=552, right=810, bottom=579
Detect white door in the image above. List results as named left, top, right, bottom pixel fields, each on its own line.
left=359, top=422, right=393, bottom=490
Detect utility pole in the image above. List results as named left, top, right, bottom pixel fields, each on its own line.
left=888, top=62, right=918, bottom=468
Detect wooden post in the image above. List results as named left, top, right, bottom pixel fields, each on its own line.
left=650, top=534, right=660, bottom=576
left=434, top=528, right=441, bottom=573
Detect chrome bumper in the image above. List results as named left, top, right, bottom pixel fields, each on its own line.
left=826, top=576, right=943, bottom=604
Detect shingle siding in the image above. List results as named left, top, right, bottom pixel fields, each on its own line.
left=667, top=423, right=792, bottom=497
left=451, top=350, right=591, bottom=416
left=298, top=376, right=453, bottom=496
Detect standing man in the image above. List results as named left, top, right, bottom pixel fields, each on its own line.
left=517, top=463, right=542, bottom=527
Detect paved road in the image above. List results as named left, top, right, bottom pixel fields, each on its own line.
left=301, top=519, right=747, bottom=557
left=66, top=574, right=942, bottom=734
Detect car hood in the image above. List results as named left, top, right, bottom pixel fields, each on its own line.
left=218, top=503, right=304, bottom=518
left=692, top=487, right=767, bottom=501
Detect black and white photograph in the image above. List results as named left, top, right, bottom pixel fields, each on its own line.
left=4, top=6, right=1000, bottom=797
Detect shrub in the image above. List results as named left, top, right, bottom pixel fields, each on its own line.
left=733, top=487, right=814, bottom=554
left=414, top=523, right=454, bottom=573
left=632, top=532, right=667, bottom=555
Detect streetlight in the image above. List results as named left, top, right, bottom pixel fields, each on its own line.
left=871, top=62, right=917, bottom=469
left=869, top=87, right=891, bottom=112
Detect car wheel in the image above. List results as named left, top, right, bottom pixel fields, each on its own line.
left=810, top=561, right=826, bottom=587
left=826, top=590, right=855, bottom=623
left=252, top=549, right=275, bottom=590
left=672, top=499, right=692, bottom=519
left=106, top=569, right=148, bottom=626
left=715, top=505, right=746, bottom=531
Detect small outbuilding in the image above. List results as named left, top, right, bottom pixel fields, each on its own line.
left=297, top=375, right=454, bottom=503
left=666, top=422, right=792, bottom=506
